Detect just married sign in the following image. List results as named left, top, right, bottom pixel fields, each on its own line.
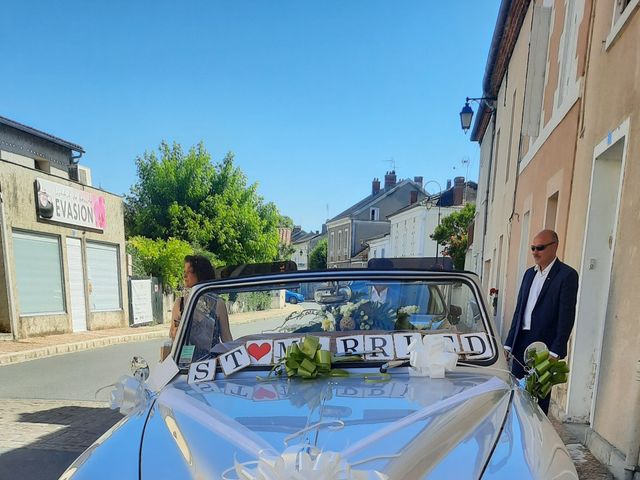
left=187, top=332, right=493, bottom=383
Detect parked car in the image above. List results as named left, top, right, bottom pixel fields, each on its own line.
left=61, top=264, right=578, bottom=479
left=284, top=290, right=304, bottom=304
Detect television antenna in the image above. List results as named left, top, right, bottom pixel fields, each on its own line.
left=383, top=158, right=396, bottom=171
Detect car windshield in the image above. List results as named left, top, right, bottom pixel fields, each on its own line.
left=176, top=274, right=494, bottom=369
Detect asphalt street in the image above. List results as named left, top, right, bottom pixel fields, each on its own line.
left=0, top=312, right=301, bottom=480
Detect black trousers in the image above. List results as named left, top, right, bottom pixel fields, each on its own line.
left=510, top=329, right=551, bottom=415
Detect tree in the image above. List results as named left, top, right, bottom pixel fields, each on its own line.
left=125, top=142, right=285, bottom=266
left=309, top=238, right=328, bottom=270
left=127, top=236, right=194, bottom=291
left=430, top=203, right=476, bottom=270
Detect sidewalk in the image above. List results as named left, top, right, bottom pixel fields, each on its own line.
left=550, top=416, right=613, bottom=479
left=0, top=324, right=170, bottom=366
left=0, top=304, right=302, bottom=366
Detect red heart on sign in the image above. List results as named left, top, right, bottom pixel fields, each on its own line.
left=247, top=342, right=272, bottom=361
left=254, top=386, right=277, bottom=400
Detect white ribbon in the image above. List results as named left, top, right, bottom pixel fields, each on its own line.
left=225, top=446, right=388, bottom=480
left=407, top=335, right=458, bottom=378
left=108, top=375, right=151, bottom=416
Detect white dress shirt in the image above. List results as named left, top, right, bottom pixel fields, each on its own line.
left=371, top=286, right=388, bottom=304
left=504, top=258, right=559, bottom=358
left=522, top=258, right=556, bottom=330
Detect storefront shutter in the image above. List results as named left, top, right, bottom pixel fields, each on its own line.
left=12, top=231, right=65, bottom=315
left=86, top=242, right=121, bottom=311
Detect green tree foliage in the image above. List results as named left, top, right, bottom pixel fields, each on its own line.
left=126, top=142, right=283, bottom=265
left=127, top=236, right=194, bottom=291
left=309, top=238, right=328, bottom=270
left=430, top=203, right=476, bottom=270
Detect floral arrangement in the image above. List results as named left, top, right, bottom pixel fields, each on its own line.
left=395, top=305, right=419, bottom=330
left=331, top=300, right=397, bottom=331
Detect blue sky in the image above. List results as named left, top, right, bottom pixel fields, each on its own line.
left=2, top=1, right=500, bottom=231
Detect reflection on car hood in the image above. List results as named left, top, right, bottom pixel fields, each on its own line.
left=140, top=371, right=513, bottom=479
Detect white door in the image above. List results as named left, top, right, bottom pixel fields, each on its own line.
left=66, top=238, right=88, bottom=332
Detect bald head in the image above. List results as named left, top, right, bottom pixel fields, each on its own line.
left=531, top=230, right=559, bottom=269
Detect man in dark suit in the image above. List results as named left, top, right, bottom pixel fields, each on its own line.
left=504, top=229, right=579, bottom=414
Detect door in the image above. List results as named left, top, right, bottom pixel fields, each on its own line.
left=66, top=238, right=88, bottom=332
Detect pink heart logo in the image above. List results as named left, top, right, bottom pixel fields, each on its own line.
left=247, top=342, right=272, bottom=361
left=254, top=386, right=277, bottom=400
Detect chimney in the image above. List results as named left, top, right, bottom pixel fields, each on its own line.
left=413, top=176, right=423, bottom=188
left=453, top=176, right=465, bottom=205
left=372, top=178, right=381, bottom=195
left=446, top=179, right=452, bottom=190
left=384, top=170, right=397, bottom=190
left=410, top=191, right=418, bottom=205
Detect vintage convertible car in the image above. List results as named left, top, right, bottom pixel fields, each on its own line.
left=61, top=263, right=578, bottom=479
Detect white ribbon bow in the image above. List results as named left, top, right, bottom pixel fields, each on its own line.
left=228, top=446, right=388, bottom=480
left=408, top=335, right=458, bottom=378
left=108, top=375, right=151, bottom=416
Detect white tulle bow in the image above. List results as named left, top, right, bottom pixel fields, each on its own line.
left=228, top=446, right=388, bottom=480
left=108, top=375, right=151, bottom=415
left=408, top=335, right=458, bottom=378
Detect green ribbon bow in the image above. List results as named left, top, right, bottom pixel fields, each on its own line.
left=281, top=336, right=349, bottom=379
left=524, top=348, right=570, bottom=400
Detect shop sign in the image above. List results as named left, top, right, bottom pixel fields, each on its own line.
left=35, top=178, right=107, bottom=231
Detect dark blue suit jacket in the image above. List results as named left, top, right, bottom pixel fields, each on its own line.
left=505, top=259, right=579, bottom=359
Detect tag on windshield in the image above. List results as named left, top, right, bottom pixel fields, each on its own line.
left=179, top=345, right=195, bottom=365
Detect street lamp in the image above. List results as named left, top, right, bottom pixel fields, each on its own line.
left=459, top=96, right=496, bottom=133
left=423, top=180, right=443, bottom=264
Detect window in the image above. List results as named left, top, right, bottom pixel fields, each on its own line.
left=506, top=89, right=517, bottom=182
left=614, top=0, right=635, bottom=21
left=330, top=232, right=334, bottom=262
left=370, top=207, right=380, bottom=221
left=545, top=192, right=559, bottom=230
left=86, top=242, right=121, bottom=311
left=557, top=0, right=579, bottom=108
left=606, top=0, right=639, bottom=49
left=522, top=5, right=552, bottom=139
left=491, top=130, right=501, bottom=203
left=343, top=228, right=348, bottom=255
left=12, top=231, right=65, bottom=315
left=338, top=231, right=342, bottom=260
left=518, top=211, right=531, bottom=282
left=381, top=247, right=385, bottom=258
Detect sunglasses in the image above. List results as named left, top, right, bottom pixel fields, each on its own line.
left=530, top=241, right=556, bottom=252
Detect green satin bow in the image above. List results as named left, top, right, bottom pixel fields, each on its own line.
left=282, top=336, right=349, bottom=379
left=525, top=348, right=570, bottom=400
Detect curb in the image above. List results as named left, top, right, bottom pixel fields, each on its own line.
left=0, top=329, right=169, bottom=366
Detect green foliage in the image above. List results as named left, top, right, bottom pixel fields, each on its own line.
left=309, top=238, right=328, bottom=270
left=127, top=236, right=194, bottom=291
left=125, top=142, right=284, bottom=266
left=430, top=203, right=476, bottom=270
left=234, top=292, right=272, bottom=312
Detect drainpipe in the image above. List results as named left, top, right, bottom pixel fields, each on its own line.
left=623, top=359, right=640, bottom=480
left=0, top=185, right=18, bottom=339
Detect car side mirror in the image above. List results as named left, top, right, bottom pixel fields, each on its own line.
left=448, top=305, right=463, bottom=325
left=131, top=356, right=150, bottom=382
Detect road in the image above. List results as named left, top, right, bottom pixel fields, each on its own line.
left=0, top=308, right=311, bottom=480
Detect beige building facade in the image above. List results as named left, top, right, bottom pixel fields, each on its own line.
left=561, top=0, right=640, bottom=476
left=0, top=117, right=129, bottom=339
left=471, top=0, right=640, bottom=477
